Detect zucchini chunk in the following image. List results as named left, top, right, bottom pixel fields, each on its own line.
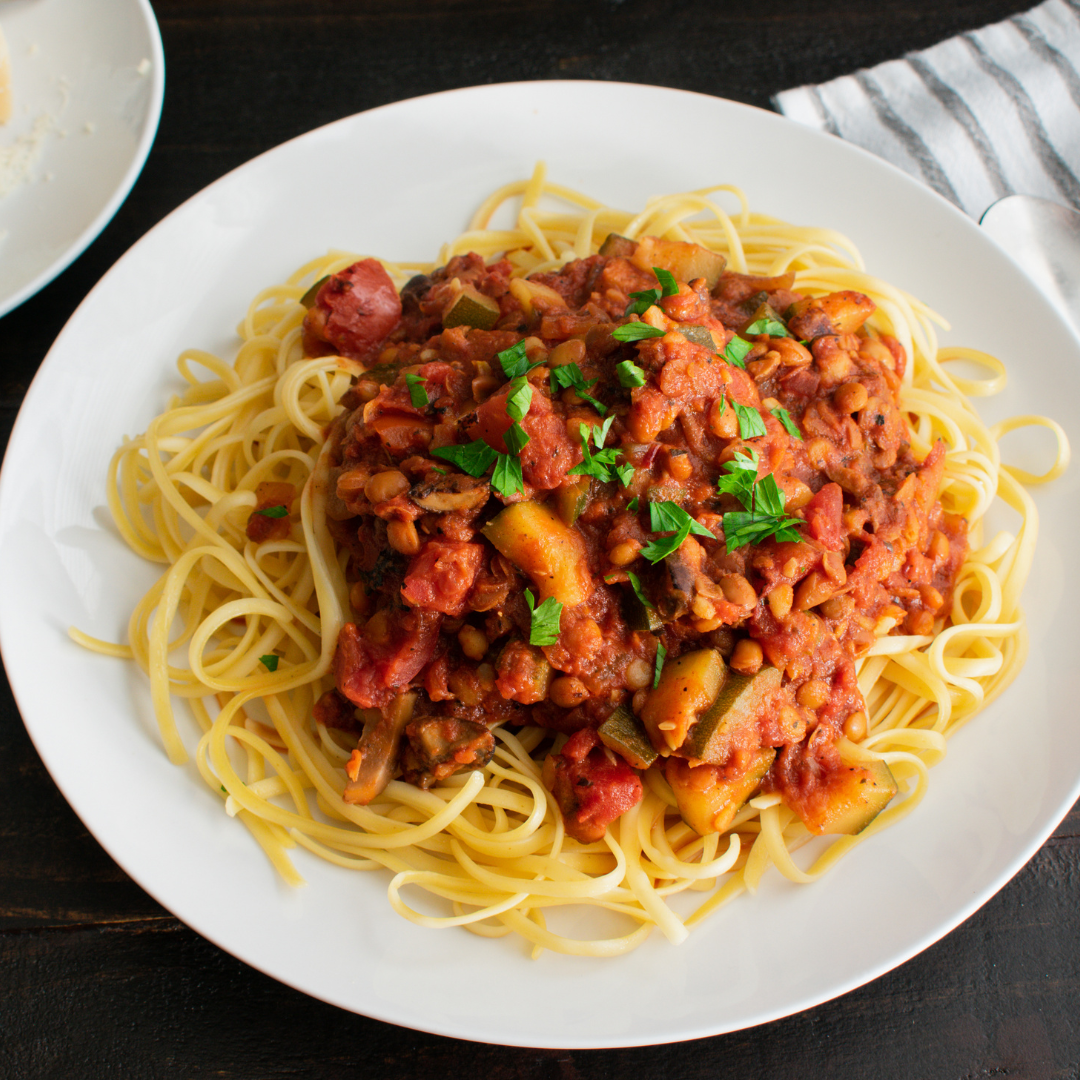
left=621, top=583, right=663, bottom=633
left=598, top=233, right=637, bottom=258
left=631, top=236, right=727, bottom=290
left=798, top=759, right=898, bottom=835
left=481, top=500, right=592, bottom=606
left=666, top=748, right=776, bottom=834
left=442, top=284, right=501, bottom=330
left=685, top=665, right=782, bottom=764
left=554, top=475, right=592, bottom=528
left=640, top=648, right=726, bottom=753
left=598, top=705, right=658, bottom=770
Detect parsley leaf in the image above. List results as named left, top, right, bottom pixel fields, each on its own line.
left=525, top=589, right=563, bottom=646
left=771, top=405, right=802, bottom=440
left=259, top=654, right=279, bottom=672
left=744, top=316, right=790, bottom=338
left=641, top=502, right=716, bottom=564
left=627, top=496, right=639, bottom=513
left=722, top=511, right=803, bottom=551
left=715, top=447, right=759, bottom=510
left=432, top=467, right=447, bottom=475
left=404, top=373, right=429, bottom=409
left=496, top=341, right=532, bottom=379
left=626, top=570, right=655, bottom=610
left=431, top=439, right=499, bottom=477
left=615, top=462, right=635, bottom=488
left=492, top=453, right=524, bottom=498
left=569, top=420, right=622, bottom=483
left=623, top=266, right=679, bottom=317
left=253, top=505, right=288, bottom=518
left=733, top=401, right=767, bottom=439
left=723, top=336, right=752, bottom=369
left=612, top=323, right=665, bottom=342
left=503, top=421, right=530, bottom=456
left=616, top=360, right=647, bottom=388
left=652, top=266, right=679, bottom=297
left=549, top=362, right=606, bottom=414
left=506, top=375, right=533, bottom=421
left=653, top=642, right=667, bottom=689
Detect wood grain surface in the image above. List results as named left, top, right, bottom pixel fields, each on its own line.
left=3, top=2, right=1078, bottom=1077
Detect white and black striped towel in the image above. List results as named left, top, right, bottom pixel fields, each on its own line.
left=773, top=0, right=1080, bottom=220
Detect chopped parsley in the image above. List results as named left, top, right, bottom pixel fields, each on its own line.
left=569, top=418, right=624, bottom=484
left=616, top=360, right=647, bottom=388
left=259, top=654, right=279, bottom=672
left=496, top=341, right=534, bottom=379
left=525, top=589, right=563, bottom=646
left=771, top=405, right=803, bottom=440
left=506, top=375, right=533, bottom=421
left=641, top=502, right=717, bottom=564
left=715, top=447, right=804, bottom=553
left=624, top=265, right=679, bottom=316
left=627, top=496, right=639, bottom=513
left=612, top=323, right=666, bottom=342
left=615, top=462, right=635, bottom=487
left=404, top=373, right=429, bottom=409
left=653, top=642, right=667, bottom=689
left=732, top=401, right=767, bottom=439
left=253, top=505, right=288, bottom=518
left=626, top=570, right=655, bottom=611
left=432, top=467, right=447, bottom=475
left=431, top=439, right=499, bottom=477
left=549, top=362, right=606, bottom=414
left=503, top=421, right=530, bottom=456
left=744, top=315, right=790, bottom=338
left=492, top=453, right=524, bottom=498
left=723, top=336, right=752, bottom=369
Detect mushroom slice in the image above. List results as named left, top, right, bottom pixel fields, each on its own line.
left=410, top=472, right=490, bottom=513
left=342, top=692, right=415, bottom=805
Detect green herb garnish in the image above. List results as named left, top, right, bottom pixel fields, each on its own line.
left=525, top=589, right=563, bottom=646
left=640, top=502, right=716, bottom=564
left=627, top=496, right=640, bottom=513
left=653, top=642, right=667, bottom=688
left=626, top=570, right=655, bottom=611
left=733, top=401, right=767, bottom=439
left=723, top=336, right=752, bottom=369
left=503, top=421, right=530, bottom=456
left=431, top=439, right=499, bottom=477
left=496, top=341, right=532, bottom=379
left=404, top=373, right=429, bottom=409
left=771, top=406, right=803, bottom=440
left=549, top=362, right=606, bottom=414
left=506, top=375, right=533, bottom=421
left=624, top=265, right=680, bottom=316
left=612, top=323, right=666, bottom=343
left=253, top=505, right=288, bottom=518
left=615, top=462, right=635, bottom=488
left=569, top=418, right=622, bottom=483
left=259, top=654, right=279, bottom=672
left=616, top=360, right=647, bottom=388
left=744, top=316, right=790, bottom=338
left=715, top=448, right=804, bottom=553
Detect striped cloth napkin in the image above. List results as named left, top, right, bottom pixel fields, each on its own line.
left=773, top=0, right=1080, bottom=220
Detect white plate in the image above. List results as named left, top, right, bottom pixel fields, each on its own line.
left=0, top=0, right=163, bottom=317
left=2, top=82, right=1079, bottom=1049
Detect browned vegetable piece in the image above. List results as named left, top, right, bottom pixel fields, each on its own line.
left=665, top=748, right=776, bottom=834
left=797, top=759, right=898, bottom=835
left=787, top=291, right=876, bottom=340
left=410, top=472, right=490, bottom=513
left=442, top=283, right=501, bottom=330
left=640, top=649, right=726, bottom=754
left=300, top=275, right=329, bottom=309
left=631, top=236, right=727, bottom=289
left=677, top=324, right=718, bottom=351
left=343, top=691, right=415, bottom=804
left=598, top=233, right=637, bottom=258
left=481, top=500, right=592, bottom=606
left=553, top=475, right=592, bottom=528
left=598, top=706, right=658, bottom=770
left=495, top=639, right=554, bottom=705
left=684, top=665, right=782, bottom=764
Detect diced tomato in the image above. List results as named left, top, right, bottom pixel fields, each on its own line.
left=544, top=727, right=643, bottom=843
left=335, top=609, right=442, bottom=709
left=400, top=540, right=484, bottom=617
left=803, top=482, right=844, bottom=551
left=306, top=259, right=402, bottom=362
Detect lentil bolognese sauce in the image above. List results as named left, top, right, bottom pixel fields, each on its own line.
left=75, top=167, right=1067, bottom=956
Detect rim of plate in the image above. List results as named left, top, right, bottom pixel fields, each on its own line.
left=2, top=80, right=1078, bottom=1048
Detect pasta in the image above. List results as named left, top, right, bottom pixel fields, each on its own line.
left=72, top=164, right=1069, bottom=957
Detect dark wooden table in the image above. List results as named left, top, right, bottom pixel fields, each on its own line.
left=4, top=2, right=1078, bottom=1076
